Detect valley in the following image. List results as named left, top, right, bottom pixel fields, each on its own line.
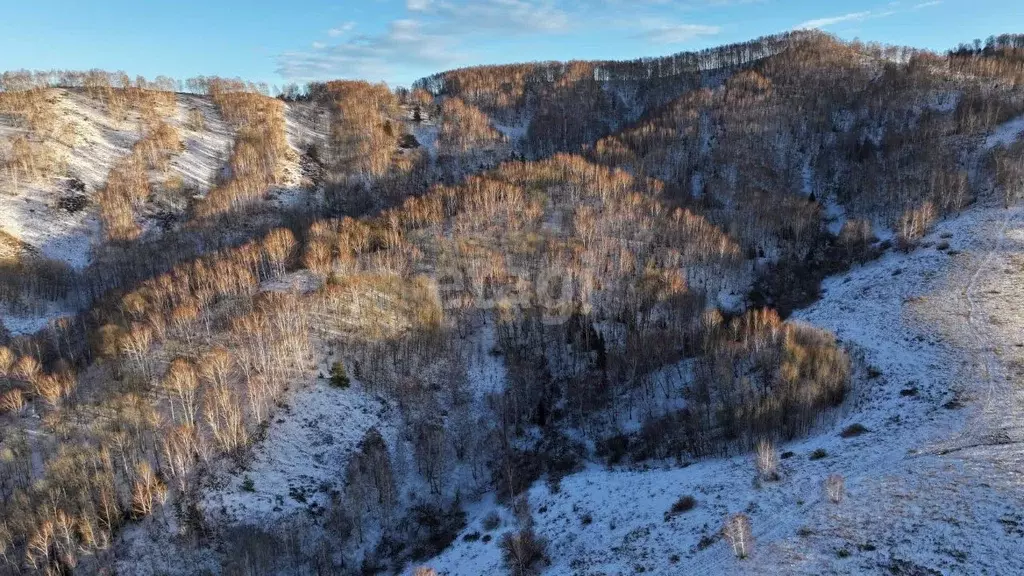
left=1, top=30, right=1023, bottom=575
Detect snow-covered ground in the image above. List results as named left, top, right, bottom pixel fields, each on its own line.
left=0, top=89, right=241, bottom=273
left=985, top=114, right=1024, bottom=150
left=492, top=120, right=529, bottom=146
left=0, top=300, right=74, bottom=337
left=417, top=199, right=1024, bottom=575
left=31, top=91, right=1022, bottom=574
left=410, top=120, right=439, bottom=161
left=202, top=376, right=396, bottom=521
left=0, top=181, right=100, bottom=270
left=0, top=90, right=133, bottom=269
left=170, top=94, right=233, bottom=192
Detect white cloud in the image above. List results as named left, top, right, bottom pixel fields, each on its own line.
left=278, top=0, right=721, bottom=82
left=327, top=22, right=356, bottom=37
left=418, top=0, right=571, bottom=34
left=636, top=23, right=721, bottom=45
left=795, top=11, right=873, bottom=30
left=794, top=2, right=935, bottom=32
left=277, top=19, right=461, bottom=82
left=278, top=0, right=571, bottom=82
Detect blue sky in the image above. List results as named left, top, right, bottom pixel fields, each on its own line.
left=1, top=0, right=1021, bottom=89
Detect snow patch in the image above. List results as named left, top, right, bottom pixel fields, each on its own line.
left=984, top=114, right=1024, bottom=150
left=202, top=378, right=395, bottom=523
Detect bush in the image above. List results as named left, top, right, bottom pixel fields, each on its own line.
left=596, top=433, right=630, bottom=465
left=499, top=528, right=549, bottom=576
left=539, top=431, right=585, bottom=482
left=839, top=423, right=869, bottom=438
left=665, top=495, right=697, bottom=520
left=186, top=107, right=206, bottom=131
left=493, top=448, right=544, bottom=501
left=482, top=511, right=501, bottom=531
left=330, top=361, right=350, bottom=388
left=409, top=501, right=467, bottom=560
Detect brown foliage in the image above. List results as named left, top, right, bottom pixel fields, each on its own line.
left=197, top=82, right=293, bottom=218
left=438, top=97, right=505, bottom=154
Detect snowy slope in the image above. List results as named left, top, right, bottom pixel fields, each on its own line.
left=169, top=94, right=233, bottom=193
left=0, top=89, right=238, bottom=272
left=202, top=376, right=396, bottom=522
left=984, top=114, right=1024, bottom=150
left=415, top=199, right=1024, bottom=576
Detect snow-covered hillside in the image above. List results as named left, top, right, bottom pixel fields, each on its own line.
left=0, top=89, right=335, bottom=337
left=408, top=197, right=1024, bottom=575
left=0, top=89, right=337, bottom=275
left=123, top=193, right=1024, bottom=576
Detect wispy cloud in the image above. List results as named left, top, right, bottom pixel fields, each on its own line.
left=327, top=22, right=356, bottom=37
left=278, top=0, right=721, bottom=83
left=794, top=11, right=874, bottom=30
left=277, top=19, right=461, bottom=82
left=795, top=0, right=940, bottom=31
left=635, top=22, right=722, bottom=45
left=277, top=0, right=573, bottom=82
left=412, top=0, right=571, bottom=34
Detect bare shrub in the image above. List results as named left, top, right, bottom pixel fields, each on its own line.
left=825, top=474, right=845, bottom=504
left=186, top=107, right=206, bottom=132
left=313, top=80, right=399, bottom=179
left=723, top=513, right=753, bottom=559
left=665, top=495, right=697, bottom=520
left=131, top=462, right=168, bottom=519
left=197, top=84, right=293, bottom=218
left=499, top=527, right=549, bottom=576
left=482, top=511, right=501, bottom=531
left=839, top=423, right=869, bottom=438
left=0, top=388, right=26, bottom=415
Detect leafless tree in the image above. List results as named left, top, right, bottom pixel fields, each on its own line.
left=825, top=474, right=845, bottom=504
left=723, top=513, right=753, bottom=559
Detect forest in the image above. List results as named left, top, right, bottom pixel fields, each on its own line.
left=0, top=29, right=1023, bottom=574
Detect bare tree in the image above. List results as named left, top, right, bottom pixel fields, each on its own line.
left=164, top=358, right=200, bottom=427
left=131, top=461, right=167, bottom=519
left=754, top=439, right=780, bottom=482
left=825, top=474, right=845, bottom=504
left=723, top=513, right=753, bottom=559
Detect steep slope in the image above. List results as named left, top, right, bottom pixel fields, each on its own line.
left=418, top=165, right=1024, bottom=576
left=0, top=86, right=339, bottom=337
left=414, top=32, right=806, bottom=157
left=0, top=89, right=233, bottom=268
left=2, top=35, right=1024, bottom=576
